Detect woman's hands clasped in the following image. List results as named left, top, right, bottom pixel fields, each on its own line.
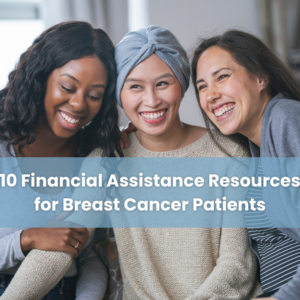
left=20, top=227, right=89, bottom=259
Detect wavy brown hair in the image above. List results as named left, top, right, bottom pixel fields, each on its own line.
left=0, top=21, right=123, bottom=157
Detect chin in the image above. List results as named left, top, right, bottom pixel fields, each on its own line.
left=142, top=126, right=167, bottom=137
left=218, top=125, right=238, bottom=136
left=54, top=130, right=78, bottom=139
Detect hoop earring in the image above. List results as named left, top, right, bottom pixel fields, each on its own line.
left=82, top=120, right=92, bottom=129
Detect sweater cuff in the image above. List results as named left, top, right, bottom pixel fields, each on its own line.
left=13, top=230, right=26, bottom=261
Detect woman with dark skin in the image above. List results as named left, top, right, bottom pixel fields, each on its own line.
left=0, top=21, right=122, bottom=299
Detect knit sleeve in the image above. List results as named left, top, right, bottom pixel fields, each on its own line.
left=185, top=141, right=261, bottom=300
left=0, top=149, right=105, bottom=300
left=185, top=227, right=261, bottom=300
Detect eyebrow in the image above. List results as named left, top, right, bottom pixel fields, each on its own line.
left=196, top=68, right=231, bottom=84
left=60, top=73, right=105, bottom=88
left=125, top=73, right=175, bottom=83
left=60, top=73, right=80, bottom=83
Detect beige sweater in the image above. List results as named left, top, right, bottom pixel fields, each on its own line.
left=0, top=132, right=262, bottom=300
left=113, top=133, right=261, bottom=300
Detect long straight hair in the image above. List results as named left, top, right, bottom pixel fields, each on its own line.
left=191, top=30, right=300, bottom=155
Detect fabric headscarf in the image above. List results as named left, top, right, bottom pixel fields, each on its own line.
left=115, top=25, right=190, bottom=107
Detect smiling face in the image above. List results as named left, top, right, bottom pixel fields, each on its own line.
left=120, top=54, right=182, bottom=137
left=196, top=46, right=268, bottom=137
left=43, top=56, right=108, bottom=139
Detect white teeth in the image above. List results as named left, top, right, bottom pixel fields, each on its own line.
left=141, top=110, right=166, bottom=120
left=60, top=112, right=80, bottom=124
left=214, top=105, right=235, bottom=117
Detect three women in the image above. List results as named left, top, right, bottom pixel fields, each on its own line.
left=1, top=22, right=299, bottom=300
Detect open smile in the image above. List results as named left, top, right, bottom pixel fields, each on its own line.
left=139, top=109, right=167, bottom=124
left=59, top=110, right=85, bottom=129
left=213, top=103, right=235, bottom=120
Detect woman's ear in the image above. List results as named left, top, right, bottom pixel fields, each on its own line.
left=258, top=75, right=270, bottom=92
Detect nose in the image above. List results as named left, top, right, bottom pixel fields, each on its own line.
left=143, top=88, right=162, bottom=108
left=68, top=92, right=87, bottom=113
left=206, top=84, right=221, bottom=103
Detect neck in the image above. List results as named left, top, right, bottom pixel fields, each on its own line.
left=241, top=93, right=271, bottom=147
left=15, top=122, right=77, bottom=157
left=136, top=114, right=189, bottom=152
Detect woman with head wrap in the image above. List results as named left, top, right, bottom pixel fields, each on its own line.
left=105, top=25, right=260, bottom=299
left=0, top=26, right=261, bottom=300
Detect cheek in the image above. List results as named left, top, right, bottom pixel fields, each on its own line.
left=89, top=101, right=103, bottom=118
left=162, top=88, right=181, bottom=110
left=223, top=75, right=255, bottom=99
left=121, top=92, right=140, bottom=118
left=199, top=95, right=209, bottom=114
left=222, top=81, right=244, bottom=98
left=44, top=89, right=65, bottom=113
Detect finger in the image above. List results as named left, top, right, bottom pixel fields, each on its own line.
left=73, top=227, right=89, bottom=235
left=125, top=122, right=137, bottom=133
left=67, top=238, right=84, bottom=256
left=120, top=139, right=124, bottom=149
left=64, top=244, right=79, bottom=259
left=76, top=242, right=84, bottom=255
left=120, top=131, right=129, bottom=149
left=72, top=229, right=89, bottom=244
left=120, top=131, right=128, bottom=143
left=69, top=237, right=84, bottom=253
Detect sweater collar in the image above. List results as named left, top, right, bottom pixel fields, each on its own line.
left=248, top=92, right=286, bottom=158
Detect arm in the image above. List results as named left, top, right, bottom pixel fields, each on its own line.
left=263, top=101, right=300, bottom=299
left=0, top=149, right=105, bottom=300
left=76, top=231, right=108, bottom=300
left=119, top=122, right=136, bottom=149
left=185, top=228, right=261, bottom=300
left=184, top=141, right=261, bottom=300
left=0, top=230, right=25, bottom=270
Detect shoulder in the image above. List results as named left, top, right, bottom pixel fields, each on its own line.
left=122, top=133, right=142, bottom=158
left=209, top=130, right=250, bottom=158
left=0, top=140, right=12, bottom=157
left=87, top=148, right=103, bottom=158
left=267, top=97, right=300, bottom=122
left=185, top=124, right=207, bottom=137
left=263, top=96, right=300, bottom=156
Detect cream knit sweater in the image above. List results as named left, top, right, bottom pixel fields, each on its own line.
left=0, top=132, right=262, bottom=300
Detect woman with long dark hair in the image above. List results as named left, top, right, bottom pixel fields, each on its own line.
left=0, top=21, right=122, bottom=299
left=192, top=30, right=300, bottom=300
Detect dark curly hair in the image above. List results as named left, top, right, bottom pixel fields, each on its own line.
left=191, top=30, right=300, bottom=155
left=0, top=21, right=123, bottom=157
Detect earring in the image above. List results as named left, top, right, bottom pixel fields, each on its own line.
left=262, top=84, right=266, bottom=89
left=82, top=120, right=92, bottom=129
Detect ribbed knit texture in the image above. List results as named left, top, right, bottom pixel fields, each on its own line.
left=1, top=131, right=262, bottom=299
left=112, top=132, right=262, bottom=300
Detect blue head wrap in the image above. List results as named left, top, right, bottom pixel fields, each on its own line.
left=115, top=25, right=190, bottom=107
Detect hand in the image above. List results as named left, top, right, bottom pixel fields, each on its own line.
left=120, top=122, right=137, bottom=149
left=20, top=227, right=89, bottom=259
